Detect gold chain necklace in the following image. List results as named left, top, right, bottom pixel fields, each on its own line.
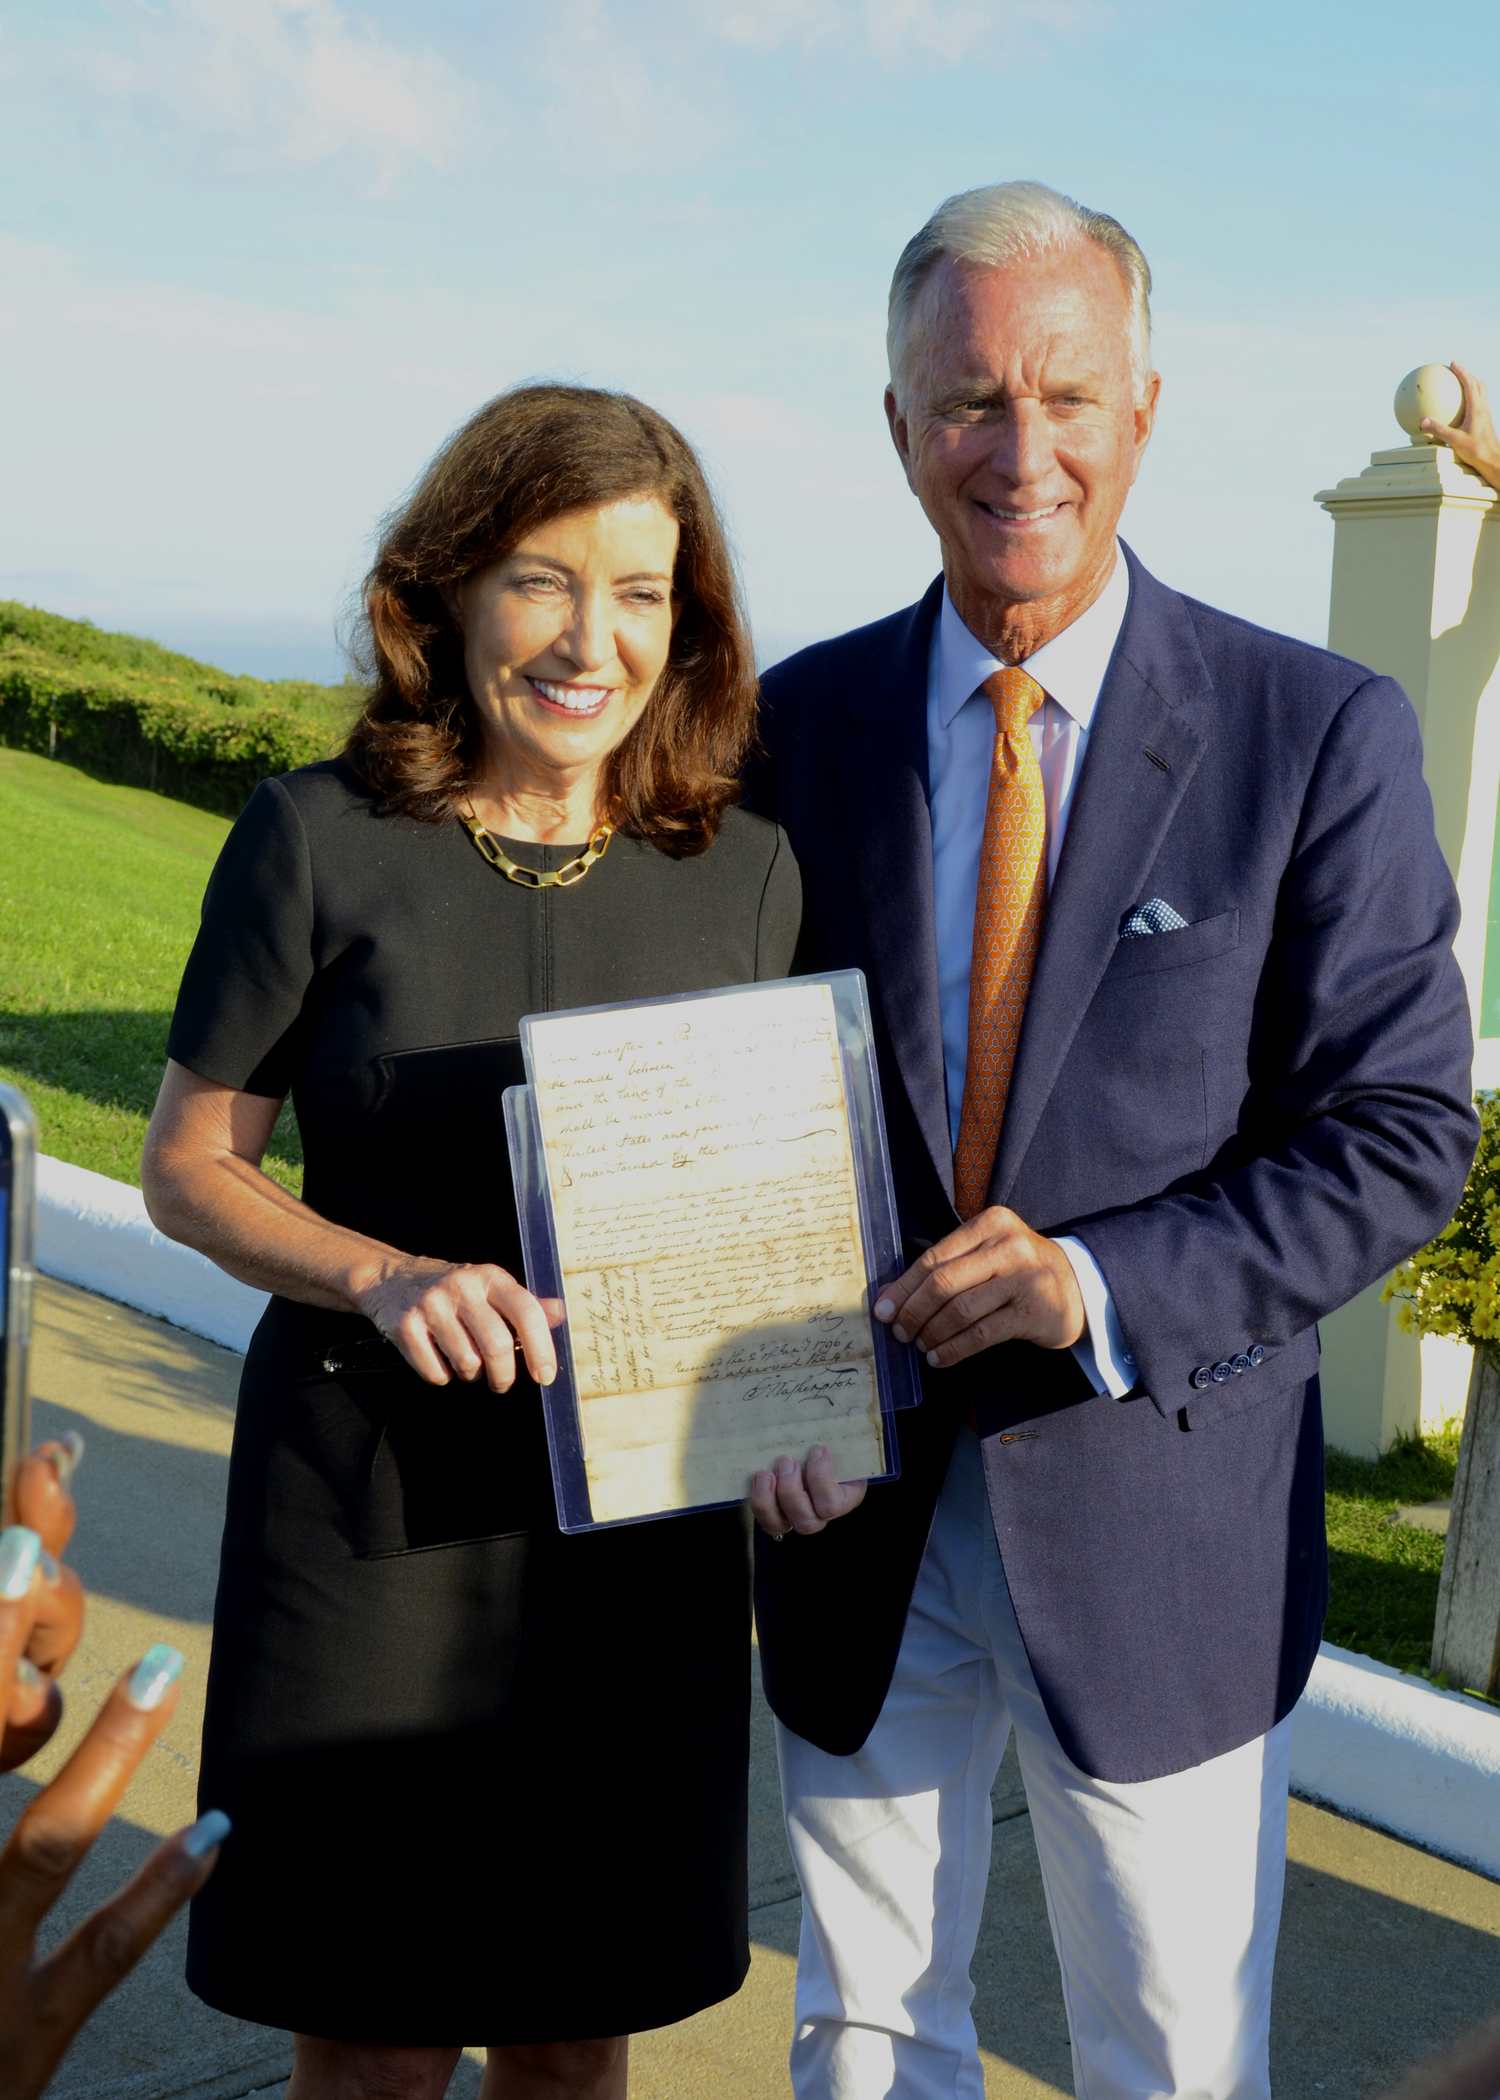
left=459, top=812, right=615, bottom=889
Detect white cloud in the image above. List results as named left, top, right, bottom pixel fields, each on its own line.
left=521, top=0, right=728, bottom=170
left=712, top=0, right=1110, bottom=63
left=89, top=0, right=471, bottom=186
left=668, top=390, right=939, bottom=646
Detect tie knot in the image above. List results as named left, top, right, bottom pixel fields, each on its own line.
left=981, top=667, right=1045, bottom=740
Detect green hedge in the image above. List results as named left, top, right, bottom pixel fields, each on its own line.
left=0, top=600, right=360, bottom=817
left=1385, top=1089, right=1499, bottom=1362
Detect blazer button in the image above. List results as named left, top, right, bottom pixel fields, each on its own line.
left=1249, top=1345, right=1265, bottom=1366
left=1232, top=1353, right=1252, bottom=1375
left=1191, top=1366, right=1212, bottom=1390
left=1212, top=1361, right=1233, bottom=1383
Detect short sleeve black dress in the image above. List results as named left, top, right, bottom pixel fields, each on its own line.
left=169, top=760, right=801, bottom=2047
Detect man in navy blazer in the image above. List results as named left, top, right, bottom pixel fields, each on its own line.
left=745, top=182, right=1476, bottom=2100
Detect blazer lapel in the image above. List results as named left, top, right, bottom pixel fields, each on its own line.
left=840, top=578, right=955, bottom=1207
left=989, top=550, right=1214, bottom=1208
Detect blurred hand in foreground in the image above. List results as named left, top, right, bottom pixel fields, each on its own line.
left=1421, top=363, right=1500, bottom=492
left=3, top=1439, right=87, bottom=1774
left=0, top=1439, right=230, bottom=2100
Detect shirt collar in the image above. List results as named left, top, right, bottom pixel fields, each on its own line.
left=933, top=546, right=1131, bottom=732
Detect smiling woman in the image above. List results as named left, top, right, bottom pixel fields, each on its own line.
left=137, top=384, right=804, bottom=2100
left=347, top=384, right=752, bottom=853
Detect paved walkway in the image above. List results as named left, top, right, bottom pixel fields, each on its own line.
left=7, top=1277, right=1498, bottom=2100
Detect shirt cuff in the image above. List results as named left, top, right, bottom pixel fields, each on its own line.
left=1053, top=1236, right=1138, bottom=1400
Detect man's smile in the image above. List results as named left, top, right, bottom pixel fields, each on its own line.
left=977, top=500, right=1065, bottom=523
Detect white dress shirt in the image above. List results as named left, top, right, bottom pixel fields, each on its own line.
left=926, top=549, right=1136, bottom=1398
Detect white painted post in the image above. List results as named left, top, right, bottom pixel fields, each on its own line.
left=1314, top=368, right=1500, bottom=1455
left=1431, top=1348, right=1500, bottom=1695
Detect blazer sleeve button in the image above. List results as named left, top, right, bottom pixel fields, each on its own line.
left=1232, top=1354, right=1252, bottom=1375
left=1249, top=1345, right=1265, bottom=1367
left=1212, top=1361, right=1233, bottom=1383
left=1191, top=1366, right=1212, bottom=1390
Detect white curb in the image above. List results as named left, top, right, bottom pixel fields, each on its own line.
left=35, top=1154, right=268, bottom=1355
left=1293, top=1642, right=1500, bottom=1877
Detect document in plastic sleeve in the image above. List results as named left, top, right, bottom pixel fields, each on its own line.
left=504, top=971, right=918, bottom=1531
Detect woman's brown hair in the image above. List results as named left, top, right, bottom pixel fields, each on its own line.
left=345, top=384, right=755, bottom=856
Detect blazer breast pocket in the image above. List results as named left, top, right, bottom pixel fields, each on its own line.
left=1104, top=908, right=1240, bottom=981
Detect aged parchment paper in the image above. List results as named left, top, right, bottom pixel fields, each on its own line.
left=527, top=982, right=884, bottom=1523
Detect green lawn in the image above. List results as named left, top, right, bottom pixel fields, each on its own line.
left=0, top=746, right=302, bottom=1191
left=1324, top=1424, right=1462, bottom=1679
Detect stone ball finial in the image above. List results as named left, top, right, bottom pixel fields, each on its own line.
left=1394, top=364, right=1464, bottom=441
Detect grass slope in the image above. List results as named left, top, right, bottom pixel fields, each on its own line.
left=0, top=598, right=354, bottom=718
left=0, top=746, right=301, bottom=1191
left=0, top=599, right=358, bottom=816
left=1324, top=1425, right=1463, bottom=1679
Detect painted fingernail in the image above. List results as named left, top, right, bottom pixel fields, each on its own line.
left=51, top=1432, right=85, bottom=1485
left=182, top=1808, right=232, bottom=1859
left=38, top=1550, right=59, bottom=1586
left=126, top=1644, right=184, bottom=1711
left=0, top=1528, right=42, bottom=1601
left=893, top=1325, right=910, bottom=1344
left=14, top=1655, right=44, bottom=1689
left=873, top=1297, right=895, bottom=1320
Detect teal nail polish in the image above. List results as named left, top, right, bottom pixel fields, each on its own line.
left=52, top=1432, right=85, bottom=1485
left=0, top=1528, right=41, bottom=1601
left=38, top=1550, right=59, bottom=1586
left=14, top=1656, right=44, bottom=1690
left=126, top=1644, right=184, bottom=1711
left=182, top=1808, right=231, bottom=1859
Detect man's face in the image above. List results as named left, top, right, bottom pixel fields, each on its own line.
left=887, top=244, right=1159, bottom=628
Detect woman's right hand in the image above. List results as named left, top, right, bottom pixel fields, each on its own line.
left=356, top=1258, right=564, bottom=1391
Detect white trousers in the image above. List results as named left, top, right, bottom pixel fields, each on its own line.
left=775, top=1428, right=1292, bottom=2100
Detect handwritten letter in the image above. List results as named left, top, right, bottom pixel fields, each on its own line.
left=527, top=983, right=883, bottom=1523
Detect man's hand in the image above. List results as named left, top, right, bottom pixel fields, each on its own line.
left=749, top=1448, right=867, bottom=1539
left=873, top=1208, right=1085, bottom=1368
left=1421, top=363, right=1500, bottom=493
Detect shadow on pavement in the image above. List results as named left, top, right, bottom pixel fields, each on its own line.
left=34, top=1399, right=228, bottom=1627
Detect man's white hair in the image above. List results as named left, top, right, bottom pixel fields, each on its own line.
left=887, top=180, right=1153, bottom=403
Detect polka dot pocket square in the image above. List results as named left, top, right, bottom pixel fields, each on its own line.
left=1118, top=897, right=1190, bottom=941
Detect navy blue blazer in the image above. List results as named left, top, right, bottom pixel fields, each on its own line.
left=746, top=546, right=1477, bottom=1783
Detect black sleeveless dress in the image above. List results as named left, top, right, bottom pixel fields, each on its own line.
left=169, top=761, right=801, bottom=2046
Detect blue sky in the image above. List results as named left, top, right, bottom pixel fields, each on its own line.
left=1, top=0, right=1497, bottom=681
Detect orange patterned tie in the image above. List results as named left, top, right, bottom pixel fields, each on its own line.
left=953, top=668, right=1048, bottom=1220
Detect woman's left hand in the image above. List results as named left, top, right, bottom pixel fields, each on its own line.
left=749, top=1448, right=867, bottom=1539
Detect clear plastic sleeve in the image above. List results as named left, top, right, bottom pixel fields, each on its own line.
left=503, top=969, right=920, bottom=1533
